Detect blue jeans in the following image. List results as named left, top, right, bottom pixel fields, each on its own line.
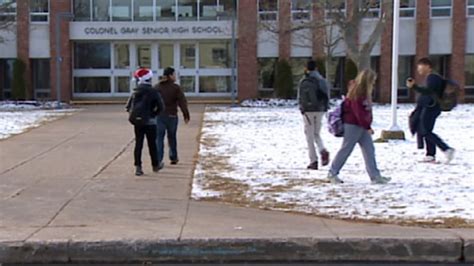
left=156, top=115, right=179, bottom=164
left=329, top=124, right=382, bottom=181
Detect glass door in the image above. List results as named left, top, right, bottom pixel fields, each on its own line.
left=112, top=42, right=132, bottom=95
left=177, top=42, right=198, bottom=94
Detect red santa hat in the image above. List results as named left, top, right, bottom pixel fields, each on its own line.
left=133, top=68, right=153, bottom=85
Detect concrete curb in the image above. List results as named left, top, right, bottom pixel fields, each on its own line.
left=0, top=237, right=466, bottom=264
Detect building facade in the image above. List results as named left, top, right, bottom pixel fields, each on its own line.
left=0, top=0, right=474, bottom=103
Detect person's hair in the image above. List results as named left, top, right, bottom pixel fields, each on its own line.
left=417, top=57, right=433, bottom=68
left=347, top=69, right=377, bottom=101
left=160, top=67, right=175, bottom=82
left=306, top=60, right=317, bottom=71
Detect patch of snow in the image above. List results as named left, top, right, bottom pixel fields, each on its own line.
left=240, top=99, right=299, bottom=108
left=0, top=109, right=76, bottom=140
left=0, top=101, right=71, bottom=111
left=193, top=104, right=474, bottom=225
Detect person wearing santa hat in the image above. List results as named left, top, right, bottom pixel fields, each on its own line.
left=126, top=68, right=164, bottom=176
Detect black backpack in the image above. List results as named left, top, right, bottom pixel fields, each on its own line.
left=128, top=92, right=150, bottom=127
left=438, top=79, right=460, bottom=112
left=300, top=76, right=329, bottom=111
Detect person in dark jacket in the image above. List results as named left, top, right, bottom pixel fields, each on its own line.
left=154, top=67, right=190, bottom=168
left=298, top=60, right=331, bottom=170
left=406, top=58, right=455, bottom=164
left=328, top=70, right=390, bottom=185
left=126, top=68, right=164, bottom=176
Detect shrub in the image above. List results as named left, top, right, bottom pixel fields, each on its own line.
left=274, top=59, right=294, bottom=99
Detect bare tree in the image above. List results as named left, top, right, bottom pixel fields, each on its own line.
left=0, top=0, right=16, bottom=43
left=259, top=0, right=393, bottom=71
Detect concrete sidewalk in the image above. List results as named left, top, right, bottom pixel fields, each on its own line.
left=0, top=105, right=472, bottom=264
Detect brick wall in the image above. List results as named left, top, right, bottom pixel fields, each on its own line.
left=49, top=0, right=73, bottom=102
left=415, top=0, right=430, bottom=85
left=379, top=2, right=394, bottom=103
left=451, top=0, right=467, bottom=102
left=312, top=3, right=325, bottom=59
left=278, top=0, right=291, bottom=61
left=16, top=0, right=32, bottom=99
left=237, top=0, right=258, bottom=101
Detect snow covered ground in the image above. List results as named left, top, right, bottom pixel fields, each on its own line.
left=193, top=103, right=474, bottom=227
left=0, top=101, right=76, bottom=140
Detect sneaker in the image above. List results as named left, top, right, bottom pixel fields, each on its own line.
left=307, top=161, right=318, bottom=170
left=444, top=149, right=455, bottom=164
left=320, top=150, right=330, bottom=166
left=135, top=166, right=144, bottom=176
left=152, top=162, right=164, bottom=173
left=372, top=176, right=391, bottom=185
left=170, top=160, right=179, bottom=165
left=420, top=156, right=436, bottom=163
left=327, top=173, right=344, bottom=184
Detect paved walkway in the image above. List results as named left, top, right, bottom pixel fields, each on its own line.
left=0, top=105, right=472, bottom=264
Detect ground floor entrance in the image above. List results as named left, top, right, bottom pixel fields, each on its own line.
left=72, top=40, right=233, bottom=98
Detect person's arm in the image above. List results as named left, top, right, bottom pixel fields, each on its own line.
left=412, top=75, right=442, bottom=95
left=177, top=87, right=190, bottom=123
left=125, top=93, right=134, bottom=112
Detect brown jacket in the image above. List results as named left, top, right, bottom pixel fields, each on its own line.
left=154, top=80, right=190, bottom=120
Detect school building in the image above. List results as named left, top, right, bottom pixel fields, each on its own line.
left=0, top=0, right=474, bottom=103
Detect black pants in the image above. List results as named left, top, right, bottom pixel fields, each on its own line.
left=418, top=105, right=450, bottom=157
left=134, top=125, right=158, bottom=167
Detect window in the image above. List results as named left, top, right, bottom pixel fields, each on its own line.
left=398, top=56, right=414, bottom=98
left=219, top=0, right=236, bottom=19
left=199, top=41, right=230, bottom=68
left=325, top=0, right=345, bottom=19
left=74, top=77, right=111, bottom=93
left=29, top=0, right=48, bottom=22
left=1, top=59, right=14, bottom=99
left=259, top=0, right=278, bottom=21
left=180, top=76, right=196, bottom=93
left=468, top=0, right=474, bottom=16
left=199, top=76, right=230, bottom=93
left=181, top=44, right=196, bottom=69
left=114, top=43, right=130, bottom=69
left=32, top=59, right=51, bottom=99
left=74, top=43, right=111, bottom=69
left=465, top=55, right=474, bottom=97
left=134, top=0, right=153, bottom=21
left=429, top=55, right=450, bottom=76
left=111, top=0, right=131, bottom=21
left=400, top=0, right=416, bottom=17
left=200, top=0, right=218, bottom=20
left=289, top=57, right=311, bottom=90
left=0, top=0, right=16, bottom=22
left=156, top=0, right=176, bottom=21
left=93, top=0, right=110, bottom=21
left=291, top=0, right=311, bottom=21
left=258, top=58, right=277, bottom=92
left=431, top=0, right=452, bottom=17
left=74, top=0, right=91, bottom=21
left=178, top=0, right=197, bottom=21
left=115, top=77, right=130, bottom=93
left=159, top=44, right=174, bottom=68
left=362, top=0, right=381, bottom=18
left=137, top=44, right=152, bottom=68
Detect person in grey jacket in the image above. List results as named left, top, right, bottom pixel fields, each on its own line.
left=298, top=60, right=330, bottom=170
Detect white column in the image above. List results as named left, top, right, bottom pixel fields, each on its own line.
left=390, top=0, right=401, bottom=131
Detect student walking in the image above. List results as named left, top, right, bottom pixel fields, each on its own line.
left=298, top=60, right=331, bottom=170
left=406, top=58, right=455, bottom=164
left=328, top=69, right=390, bottom=184
left=154, top=67, right=190, bottom=168
left=126, top=68, right=164, bottom=176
